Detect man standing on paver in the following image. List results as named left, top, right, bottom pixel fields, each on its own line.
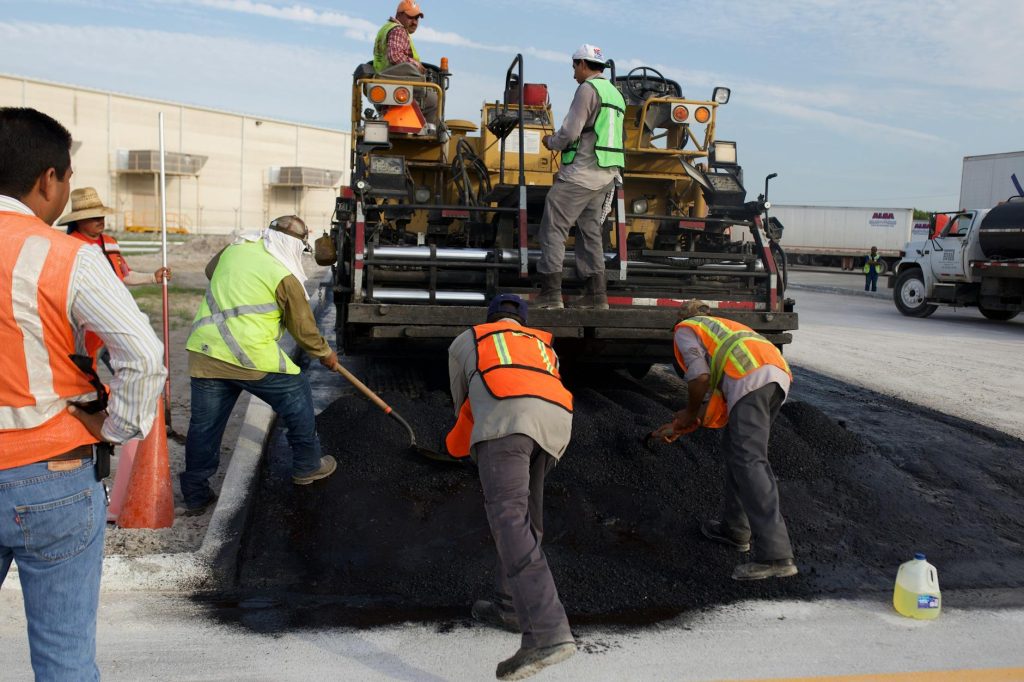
left=863, top=245, right=883, bottom=292
left=659, top=299, right=798, bottom=580
left=0, top=107, right=165, bottom=679
left=446, top=294, right=577, bottom=680
left=536, top=43, right=625, bottom=310
left=181, top=215, right=340, bottom=516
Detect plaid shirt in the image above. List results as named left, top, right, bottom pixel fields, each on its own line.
left=386, top=18, right=416, bottom=66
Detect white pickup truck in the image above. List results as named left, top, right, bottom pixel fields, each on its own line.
left=889, top=197, right=1024, bottom=320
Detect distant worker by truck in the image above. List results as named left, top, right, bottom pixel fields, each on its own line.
left=658, top=300, right=798, bottom=581
left=537, top=43, right=625, bottom=311
left=446, top=294, right=577, bottom=680
left=864, top=245, right=883, bottom=292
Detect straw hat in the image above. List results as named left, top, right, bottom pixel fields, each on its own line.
left=57, top=187, right=115, bottom=226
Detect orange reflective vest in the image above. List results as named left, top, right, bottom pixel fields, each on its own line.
left=672, top=316, right=791, bottom=429
left=445, top=321, right=573, bottom=457
left=0, top=211, right=102, bottom=468
left=69, top=231, right=131, bottom=358
left=69, top=231, right=130, bottom=281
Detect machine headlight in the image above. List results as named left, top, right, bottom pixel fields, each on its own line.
left=710, top=140, right=737, bottom=166
left=631, top=198, right=649, bottom=215
left=713, top=87, right=731, bottom=104
left=414, top=186, right=431, bottom=203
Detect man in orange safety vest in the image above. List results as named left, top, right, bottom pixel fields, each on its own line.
left=446, top=293, right=577, bottom=680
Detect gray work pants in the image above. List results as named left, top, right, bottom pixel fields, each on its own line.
left=720, top=383, right=794, bottom=561
left=537, top=178, right=613, bottom=278
left=475, top=434, right=573, bottom=649
left=377, top=62, right=439, bottom=124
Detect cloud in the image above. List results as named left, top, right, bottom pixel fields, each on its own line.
left=183, top=0, right=566, bottom=61
left=0, top=20, right=362, bottom=127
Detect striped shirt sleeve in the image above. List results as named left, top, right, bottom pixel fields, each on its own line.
left=68, top=246, right=167, bottom=443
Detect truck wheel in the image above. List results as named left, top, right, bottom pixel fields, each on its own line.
left=894, top=270, right=938, bottom=318
left=876, top=259, right=889, bottom=275
left=978, top=307, right=1020, bottom=321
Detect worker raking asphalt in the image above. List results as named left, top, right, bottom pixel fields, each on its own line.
left=230, top=362, right=1024, bottom=630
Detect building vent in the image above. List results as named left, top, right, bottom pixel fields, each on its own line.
left=268, top=166, right=343, bottom=188
left=117, top=150, right=208, bottom=175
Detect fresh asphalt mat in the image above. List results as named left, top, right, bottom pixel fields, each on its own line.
left=227, top=362, right=1024, bottom=631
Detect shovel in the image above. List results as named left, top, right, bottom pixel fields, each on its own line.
left=330, top=364, right=457, bottom=463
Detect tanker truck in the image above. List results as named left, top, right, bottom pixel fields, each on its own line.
left=889, top=196, right=1024, bottom=320
left=326, top=54, right=797, bottom=373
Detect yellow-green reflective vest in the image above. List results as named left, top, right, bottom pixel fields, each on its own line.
left=562, top=77, right=626, bottom=168
left=373, top=20, right=420, bottom=73
left=186, top=240, right=299, bottom=374
left=863, top=254, right=883, bottom=273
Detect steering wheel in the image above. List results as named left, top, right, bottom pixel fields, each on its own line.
left=625, top=66, right=669, bottom=100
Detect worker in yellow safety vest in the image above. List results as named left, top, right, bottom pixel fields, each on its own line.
left=537, top=43, right=625, bottom=311
left=181, top=215, right=340, bottom=515
left=863, top=245, right=883, bottom=292
left=446, top=293, right=577, bottom=679
left=658, top=299, right=798, bottom=581
left=371, top=0, right=438, bottom=125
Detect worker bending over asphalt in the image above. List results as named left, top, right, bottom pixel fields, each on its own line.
left=661, top=299, right=798, bottom=580
left=58, top=186, right=171, bottom=369
left=537, top=43, right=626, bottom=311
left=181, top=215, right=340, bottom=516
left=372, top=0, right=438, bottom=126
left=0, top=107, right=165, bottom=680
left=447, top=294, right=576, bottom=680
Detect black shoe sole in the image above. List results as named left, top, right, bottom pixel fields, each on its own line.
left=700, top=522, right=751, bottom=552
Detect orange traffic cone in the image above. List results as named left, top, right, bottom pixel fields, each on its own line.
left=106, top=439, right=139, bottom=523
left=117, top=396, right=174, bottom=529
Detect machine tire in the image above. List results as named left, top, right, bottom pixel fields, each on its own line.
left=893, top=269, right=938, bottom=318
left=978, top=307, right=1020, bottom=321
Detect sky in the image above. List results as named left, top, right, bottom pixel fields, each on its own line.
left=1, top=0, right=1021, bottom=210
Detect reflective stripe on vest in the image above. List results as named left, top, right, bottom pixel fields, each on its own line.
left=69, top=231, right=129, bottom=281
left=445, top=321, right=573, bottom=458
left=672, top=316, right=791, bottom=428
left=373, top=20, right=419, bottom=73
left=562, top=78, right=626, bottom=168
left=0, top=212, right=100, bottom=468
left=185, top=241, right=298, bottom=374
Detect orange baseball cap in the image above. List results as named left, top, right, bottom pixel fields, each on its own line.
left=396, top=0, right=424, bottom=18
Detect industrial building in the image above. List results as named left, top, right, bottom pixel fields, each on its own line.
left=0, top=73, right=350, bottom=234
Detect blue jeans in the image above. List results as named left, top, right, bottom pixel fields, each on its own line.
left=0, top=458, right=105, bottom=681
left=865, top=272, right=879, bottom=291
left=181, top=372, right=323, bottom=509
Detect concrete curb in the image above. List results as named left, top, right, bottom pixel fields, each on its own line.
left=788, top=282, right=891, bottom=301
left=7, top=271, right=333, bottom=593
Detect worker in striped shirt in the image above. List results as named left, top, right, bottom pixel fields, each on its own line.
left=372, top=0, right=439, bottom=125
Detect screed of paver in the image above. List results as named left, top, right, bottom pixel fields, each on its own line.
left=227, top=359, right=1024, bottom=629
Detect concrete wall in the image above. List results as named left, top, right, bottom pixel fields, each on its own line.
left=0, top=73, right=350, bottom=234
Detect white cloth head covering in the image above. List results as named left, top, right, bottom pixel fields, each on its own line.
left=233, top=228, right=310, bottom=300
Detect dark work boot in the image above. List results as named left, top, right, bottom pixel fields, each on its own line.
left=700, top=519, right=751, bottom=552
left=471, top=599, right=520, bottom=633
left=732, top=558, right=799, bottom=581
left=535, top=272, right=564, bottom=309
left=496, top=642, right=577, bottom=680
left=572, top=275, right=609, bottom=310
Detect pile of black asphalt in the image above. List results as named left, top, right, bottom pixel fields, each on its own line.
left=233, top=363, right=1024, bottom=629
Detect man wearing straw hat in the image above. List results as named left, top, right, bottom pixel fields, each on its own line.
left=58, top=187, right=171, bottom=368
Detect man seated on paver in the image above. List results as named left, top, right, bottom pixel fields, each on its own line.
left=372, top=0, right=439, bottom=125
left=180, top=215, right=341, bottom=516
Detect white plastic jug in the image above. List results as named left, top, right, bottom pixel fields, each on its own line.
left=893, top=553, right=941, bottom=620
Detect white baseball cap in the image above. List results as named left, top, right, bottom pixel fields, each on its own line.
left=572, top=44, right=606, bottom=64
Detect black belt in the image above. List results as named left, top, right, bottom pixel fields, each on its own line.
left=45, top=445, right=94, bottom=462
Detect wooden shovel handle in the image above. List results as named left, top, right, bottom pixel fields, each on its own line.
left=332, top=364, right=392, bottom=414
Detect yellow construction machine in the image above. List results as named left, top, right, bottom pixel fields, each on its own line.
left=329, top=55, right=796, bottom=373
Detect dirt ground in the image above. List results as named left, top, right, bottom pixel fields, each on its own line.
left=102, top=234, right=243, bottom=555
